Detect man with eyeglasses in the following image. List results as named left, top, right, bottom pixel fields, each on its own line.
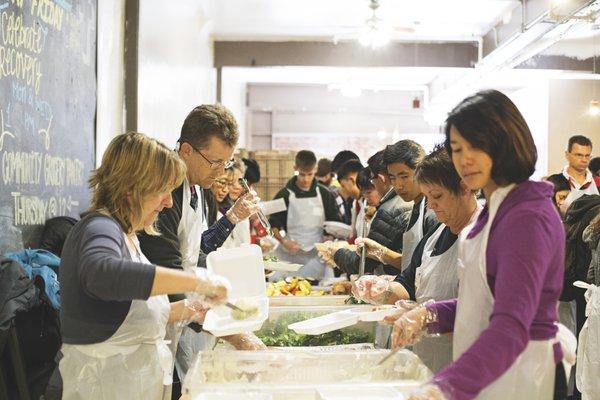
left=138, top=105, right=265, bottom=396
left=548, top=135, right=599, bottom=212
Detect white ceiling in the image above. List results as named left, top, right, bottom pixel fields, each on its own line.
left=206, top=0, right=520, bottom=42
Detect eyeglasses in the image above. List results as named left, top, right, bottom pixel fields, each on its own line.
left=213, top=179, right=234, bottom=189
left=185, top=142, right=235, bottom=169
left=569, top=152, right=591, bottom=160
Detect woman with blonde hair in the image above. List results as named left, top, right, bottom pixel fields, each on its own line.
left=58, top=132, right=230, bottom=400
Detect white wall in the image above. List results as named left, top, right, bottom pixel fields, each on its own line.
left=96, top=0, right=126, bottom=167
left=548, top=79, right=600, bottom=175
left=507, top=82, right=550, bottom=179
left=137, top=0, right=216, bottom=148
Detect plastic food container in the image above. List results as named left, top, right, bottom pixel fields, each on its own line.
left=254, top=305, right=389, bottom=348
left=203, top=244, right=269, bottom=337
left=182, top=348, right=431, bottom=400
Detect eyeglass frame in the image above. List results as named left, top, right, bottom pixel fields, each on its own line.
left=182, top=141, right=235, bottom=170
left=568, top=151, right=592, bottom=160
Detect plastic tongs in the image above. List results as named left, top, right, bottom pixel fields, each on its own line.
left=238, top=177, right=274, bottom=237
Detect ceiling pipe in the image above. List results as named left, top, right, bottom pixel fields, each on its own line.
left=427, top=0, right=598, bottom=121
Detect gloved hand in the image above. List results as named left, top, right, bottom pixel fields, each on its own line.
left=281, top=238, right=301, bottom=254
left=258, top=236, right=277, bottom=254
left=223, top=332, right=267, bottom=350
left=382, top=300, right=420, bottom=325
left=351, top=275, right=397, bottom=305
left=169, top=299, right=209, bottom=325
left=316, top=241, right=338, bottom=267
left=355, top=237, right=388, bottom=262
left=390, top=301, right=437, bottom=349
left=190, top=269, right=230, bottom=308
left=226, top=192, right=260, bottom=224
left=407, top=384, right=449, bottom=400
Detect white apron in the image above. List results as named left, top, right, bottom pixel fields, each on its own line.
left=454, top=184, right=557, bottom=399
left=175, top=178, right=214, bottom=379
left=272, top=188, right=330, bottom=281
left=60, top=235, right=173, bottom=400
left=401, top=197, right=425, bottom=273
left=563, top=167, right=599, bottom=206
left=412, top=204, right=481, bottom=372
left=574, top=281, right=600, bottom=400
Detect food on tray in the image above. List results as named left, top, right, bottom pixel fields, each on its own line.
left=364, top=206, right=377, bottom=219
left=331, top=281, right=353, bottom=295
left=263, top=255, right=279, bottom=262
left=231, top=299, right=260, bottom=320
left=255, top=312, right=374, bottom=347
left=315, top=240, right=350, bottom=252
left=266, top=278, right=325, bottom=297
left=344, top=295, right=367, bottom=305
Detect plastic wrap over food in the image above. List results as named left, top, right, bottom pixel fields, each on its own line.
left=182, top=348, right=431, bottom=399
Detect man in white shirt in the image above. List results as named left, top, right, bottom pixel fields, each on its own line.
left=548, top=135, right=599, bottom=213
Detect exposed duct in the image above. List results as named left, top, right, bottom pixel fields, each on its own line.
left=426, top=0, right=599, bottom=124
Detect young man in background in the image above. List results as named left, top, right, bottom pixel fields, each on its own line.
left=269, top=150, right=342, bottom=280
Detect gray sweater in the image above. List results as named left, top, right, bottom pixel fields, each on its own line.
left=59, top=213, right=156, bottom=344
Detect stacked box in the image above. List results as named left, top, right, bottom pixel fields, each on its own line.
left=249, top=150, right=296, bottom=201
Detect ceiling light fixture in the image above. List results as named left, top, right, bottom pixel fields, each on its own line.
left=358, top=0, right=392, bottom=49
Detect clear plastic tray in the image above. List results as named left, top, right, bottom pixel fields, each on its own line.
left=182, top=348, right=431, bottom=399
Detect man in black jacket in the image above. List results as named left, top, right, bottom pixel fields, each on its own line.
left=327, top=150, right=411, bottom=275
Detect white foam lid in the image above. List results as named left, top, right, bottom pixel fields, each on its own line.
left=203, top=244, right=268, bottom=337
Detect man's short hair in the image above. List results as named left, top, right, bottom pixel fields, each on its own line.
left=356, top=167, right=375, bottom=190
left=383, top=140, right=426, bottom=170
left=337, top=159, right=363, bottom=181
left=332, top=150, right=360, bottom=173
left=568, top=135, right=592, bottom=152
left=243, top=158, right=261, bottom=185
left=179, top=104, right=239, bottom=149
left=316, top=158, right=332, bottom=177
left=367, top=150, right=386, bottom=176
left=295, top=150, right=317, bottom=170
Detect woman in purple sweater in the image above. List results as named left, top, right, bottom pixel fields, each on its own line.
left=389, top=90, right=572, bottom=400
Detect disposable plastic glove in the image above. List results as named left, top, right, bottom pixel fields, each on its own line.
left=281, top=238, right=301, bottom=254
left=316, top=241, right=338, bottom=267
left=382, top=300, right=420, bottom=325
left=407, top=384, right=449, bottom=400
left=391, top=301, right=437, bottom=349
left=226, top=192, right=260, bottom=224
left=190, top=269, right=231, bottom=308
left=351, top=275, right=397, bottom=305
left=169, top=299, right=209, bottom=325
left=355, top=237, right=388, bottom=262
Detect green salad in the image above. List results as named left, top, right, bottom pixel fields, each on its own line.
left=263, top=255, right=279, bottom=262
left=255, top=312, right=374, bottom=347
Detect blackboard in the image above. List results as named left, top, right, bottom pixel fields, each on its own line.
left=0, top=0, right=96, bottom=253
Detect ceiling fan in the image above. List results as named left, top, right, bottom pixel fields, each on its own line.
left=333, top=0, right=416, bottom=49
